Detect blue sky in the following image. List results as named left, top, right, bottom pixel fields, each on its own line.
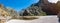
left=0, top=0, right=58, bottom=11
left=0, top=0, right=39, bottom=11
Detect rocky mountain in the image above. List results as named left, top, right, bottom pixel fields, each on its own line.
left=19, top=0, right=60, bottom=16
left=40, top=0, right=56, bottom=15
left=31, top=0, right=60, bottom=15
left=37, top=0, right=60, bottom=15
left=0, top=4, right=18, bottom=18
left=19, top=0, right=50, bottom=16
left=19, top=0, right=46, bottom=16
left=38, top=0, right=57, bottom=15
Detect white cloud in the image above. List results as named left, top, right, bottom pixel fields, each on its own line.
left=48, top=0, right=58, bottom=3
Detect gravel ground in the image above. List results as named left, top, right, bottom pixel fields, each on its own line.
left=6, top=15, right=59, bottom=23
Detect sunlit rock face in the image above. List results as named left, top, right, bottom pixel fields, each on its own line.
left=0, top=4, right=18, bottom=19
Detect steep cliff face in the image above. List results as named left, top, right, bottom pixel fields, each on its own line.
left=37, top=0, right=60, bottom=15
left=42, top=1, right=60, bottom=15
left=37, top=0, right=55, bottom=15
